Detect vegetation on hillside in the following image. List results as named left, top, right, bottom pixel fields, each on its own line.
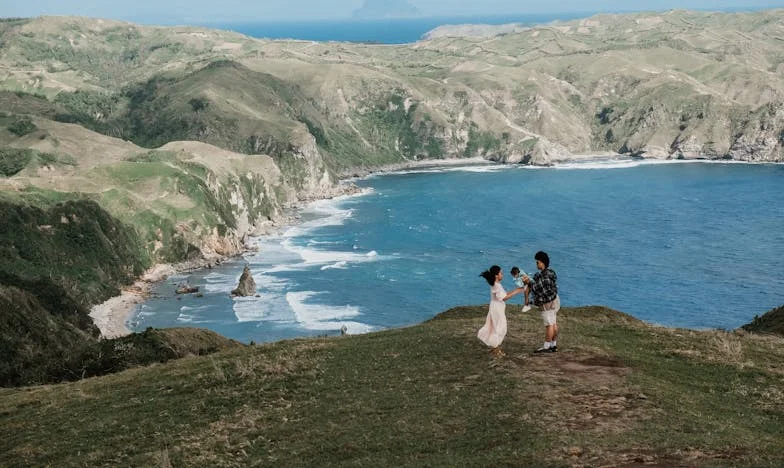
left=0, top=192, right=151, bottom=384
left=0, top=148, right=76, bottom=176
left=742, top=305, right=784, bottom=336
left=0, top=140, right=297, bottom=386
left=0, top=306, right=781, bottom=466
left=4, top=11, right=784, bottom=162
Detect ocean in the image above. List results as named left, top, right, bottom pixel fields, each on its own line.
left=188, top=7, right=771, bottom=44
left=198, top=13, right=591, bottom=44
left=130, top=160, right=784, bottom=343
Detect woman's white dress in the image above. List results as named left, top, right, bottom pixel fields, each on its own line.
left=477, top=282, right=507, bottom=348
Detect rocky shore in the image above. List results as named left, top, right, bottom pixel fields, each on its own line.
left=86, top=175, right=374, bottom=338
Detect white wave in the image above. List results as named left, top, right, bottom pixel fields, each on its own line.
left=281, top=238, right=385, bottom=266
left=451, top=165, right=512, bottom=173
left=204, top=279, right=235, bottom=294
left=204, top=272, right=233, bottom=282
left=254, top=273, right=288, bottom=291
left=179, top=305, right=211, bottom=312
left=553, top=159, right=651, bottom=170
left=233, top=296, right=265, bottom=322
left=321, top=261, right=348, bottom=271
left=551, top=158, right=765, bottom=170
left=176, top=313, right=210, bottom=324
left=385, top=164, right=508, bottom=176
left=135, top=305, right=155, bottom=318
left=283, top=205, right=353, bottom=238
left=286, top=291, right=372, bottom=334
left=246, top=237, right=303, bottom=265
left=263, top=263, right=310, bottom=274
left=308, top=240, right=340, bottom=246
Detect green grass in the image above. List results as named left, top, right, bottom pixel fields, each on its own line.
left=1, top=306, right=782, bottom=466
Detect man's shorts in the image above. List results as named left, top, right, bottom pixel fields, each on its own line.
left=541, top=295, right=560, bottom=326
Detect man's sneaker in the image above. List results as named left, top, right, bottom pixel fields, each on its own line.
left=533, top=346, right=550, bottom=354
left=549, top=345, right=558, bottom=353
left=522, top=305, right=532, bottom=312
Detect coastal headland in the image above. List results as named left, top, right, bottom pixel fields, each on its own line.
left=0, top=8, right=783, bottom=464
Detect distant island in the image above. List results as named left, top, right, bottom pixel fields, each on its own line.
left=352, top=0, right=421, bottom=19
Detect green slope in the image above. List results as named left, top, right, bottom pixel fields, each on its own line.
left=1, top=306, right=782, bottom=466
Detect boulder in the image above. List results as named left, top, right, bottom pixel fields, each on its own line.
left=231, top=265, right=256, bottom=297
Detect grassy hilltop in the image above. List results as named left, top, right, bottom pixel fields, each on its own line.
left=1, top=306, right=782, bottom=467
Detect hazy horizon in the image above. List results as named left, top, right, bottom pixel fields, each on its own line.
left=2, top=0, right=784, bottom=24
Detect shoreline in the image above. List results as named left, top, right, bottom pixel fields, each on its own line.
left=87, top=154, right=779, bottom=339
left=88, top=156, right=490, bottom=338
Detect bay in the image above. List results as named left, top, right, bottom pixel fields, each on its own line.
left=197, top=13, right=590, bottom=44
left=130, top=160, right=784, bottom=343
left=189, top=7, right=770, bottom=45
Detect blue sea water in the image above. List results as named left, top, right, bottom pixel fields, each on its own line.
left=188, top=7, right=772, bottom=44
left=130, top=160, right=784, bottom=343
left=198, top=13, right=597, bottom=44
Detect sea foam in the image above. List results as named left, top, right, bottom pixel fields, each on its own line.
left=286, top=291, right=373, bottom=334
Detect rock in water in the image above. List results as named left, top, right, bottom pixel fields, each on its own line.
left=231, top=265, right=256, bottom=297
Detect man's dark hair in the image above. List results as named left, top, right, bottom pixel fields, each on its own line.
left=535, top=251, right=550, bottom=268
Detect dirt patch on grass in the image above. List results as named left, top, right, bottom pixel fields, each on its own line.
left=491, top=339, right=757, bottom=466
left=505, top=348, right=641, bottom=432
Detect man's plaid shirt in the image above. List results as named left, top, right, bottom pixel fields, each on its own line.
left=530, top=268, right=558, bottom=306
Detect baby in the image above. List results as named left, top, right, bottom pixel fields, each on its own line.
left=510, top=266, right=532, bottom=312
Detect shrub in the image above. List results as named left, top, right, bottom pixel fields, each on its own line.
left=8, top=117, right=37, bottom=136
left=0, top=148, right=34, bottom=176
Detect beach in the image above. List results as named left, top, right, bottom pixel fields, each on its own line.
left=89, top=265, right=177, bottom=338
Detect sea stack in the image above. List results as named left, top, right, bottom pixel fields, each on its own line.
left=231, top=265, right=257, bottom=297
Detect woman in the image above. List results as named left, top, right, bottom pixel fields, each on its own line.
left=478, top=265, right=523, bottom=356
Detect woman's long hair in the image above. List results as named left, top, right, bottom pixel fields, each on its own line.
left=480, top=265, right=501, bottom=286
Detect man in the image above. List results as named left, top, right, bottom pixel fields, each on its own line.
left=524, top=251, right=560, bottom=353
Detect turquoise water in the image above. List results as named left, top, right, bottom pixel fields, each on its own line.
left=130, top=160, right=784, bottom=343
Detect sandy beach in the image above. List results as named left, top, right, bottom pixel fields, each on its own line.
left=89, top=264, right=177, bottom=339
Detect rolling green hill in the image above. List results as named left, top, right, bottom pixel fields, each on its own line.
left=5, top=10, right=784, bottom=166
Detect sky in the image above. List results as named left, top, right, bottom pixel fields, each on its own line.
left=2, top=0, right=784, bottom=23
